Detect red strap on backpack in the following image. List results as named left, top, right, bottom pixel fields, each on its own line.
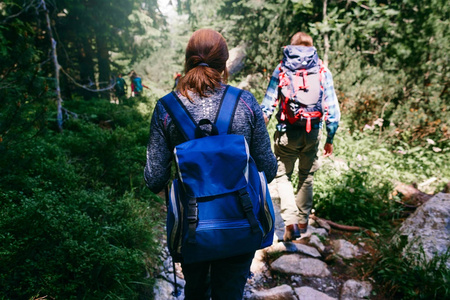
left=278, top=72, right=290, bottom=88
left=296, top=70, right=309, bottom=90
left=297, top=110, right=322, bottom=133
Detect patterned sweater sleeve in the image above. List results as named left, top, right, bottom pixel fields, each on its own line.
left=240, top=91, right=277, bottom=183
left=323, top=68, right=341, bottom=144
left=143, top=102, right=173, bottom=194
left=260, top=64, right=281, bottom=119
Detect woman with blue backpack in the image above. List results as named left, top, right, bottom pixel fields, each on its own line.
left=144, top=28, right=277, bottom=300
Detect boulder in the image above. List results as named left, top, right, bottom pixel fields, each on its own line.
left=248, top=284, right=296, bottom=300
left=295, top=286, right=337, bottom=300
left=227, top=44, right=246, bottom=76
left=340, top=279, right=372, bottom=300
left=394, top=193, right=450, bottom=268
left=270, top=255, right=331, bottom=277
left=332, top=239, right=359, bottom=259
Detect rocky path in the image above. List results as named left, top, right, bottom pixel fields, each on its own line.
left=153, top=179, right=375, bottom=300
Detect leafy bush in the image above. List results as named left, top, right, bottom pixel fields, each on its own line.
left=0, top=96, right=164, bottom=299
left=0, top=188, right=159, bottom=299
left=313, top=166, right=395, bottom=230
left=265, top=120, right=450, bottom=232
left=370, top=237, right=450, bottom=299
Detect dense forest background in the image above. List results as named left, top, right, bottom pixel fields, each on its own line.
left=0, top=0, right=448, bottom=299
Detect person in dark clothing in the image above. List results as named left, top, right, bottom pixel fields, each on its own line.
left=144, top=28, right=277, bottom=300
left=114, top=73, right=127, bottom=103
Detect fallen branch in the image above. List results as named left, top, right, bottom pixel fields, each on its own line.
left=310, top=215, right=375, bottom=238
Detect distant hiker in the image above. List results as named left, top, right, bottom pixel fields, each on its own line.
left=114, top=73, right=127, bottom=102
left=130, top=71, right=149, bottom=97
left=172, top=72, right=182, bottom=91
left=261, top=31, right=341, bottom=241
left=144, top=28, right=277, bottom=300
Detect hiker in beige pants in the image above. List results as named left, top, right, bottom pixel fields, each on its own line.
left=275, top=125, right=321, bottom=232
left=261, top=32, right=340, bottom=241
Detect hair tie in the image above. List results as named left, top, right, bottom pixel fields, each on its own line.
left=197, top=63, right=209, bottom=67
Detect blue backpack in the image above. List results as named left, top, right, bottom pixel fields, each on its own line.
left=133, top=77, right=143, bottom=92
left=160, top=86, right=275, bottom=264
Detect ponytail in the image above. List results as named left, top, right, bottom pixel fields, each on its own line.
left=177, top=29, right=229, bottom=101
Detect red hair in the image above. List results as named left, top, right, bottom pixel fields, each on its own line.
left=177, top=29, right=229, bottom=101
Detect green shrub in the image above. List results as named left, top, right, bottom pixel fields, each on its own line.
left=313, top=164, right=396, bottom=231
left=297, top=121, right=448, bottom=231
left=370, top=238, right=450, bottom=299
left=0, top=95, right=164, bottom=299
left=0, top=188, right=160, bottom=299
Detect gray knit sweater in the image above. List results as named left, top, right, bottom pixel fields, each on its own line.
left=144, top=84, right=277, bottom=194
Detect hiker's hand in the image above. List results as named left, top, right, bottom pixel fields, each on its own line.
left=323, top=143, right=333, bottom=157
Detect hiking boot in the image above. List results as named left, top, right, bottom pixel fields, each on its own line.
left=298, top=222, right=308, bottom=234
left=283, top=224, right=301, bottom=241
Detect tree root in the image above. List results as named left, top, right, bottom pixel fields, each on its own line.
left=310, top=215, right=376, bottom=238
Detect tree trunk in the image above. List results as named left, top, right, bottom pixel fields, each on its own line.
left=42, top=0, right=63, bottom=132
left=78, top=38, right=96, bottom=99
left=96, top=34, right=111, bottom=98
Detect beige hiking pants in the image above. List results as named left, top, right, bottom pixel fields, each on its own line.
left=274, top=127, right=321, bottom=226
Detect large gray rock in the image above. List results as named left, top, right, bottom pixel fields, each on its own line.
left=270, top=255, right=331, bottom=277
left=332, top=239, right=359, bottom=259
left=295, top=286, right=337, bottom=300
left=302, top=226, right=329, bottom=238
left=309, top=234, right=326, bottom=252
left=248, top=284, right=296, bottom=300
left=340, top=279, right=372, bottom=300
left=394, top=192, right=450, bottom=268
left=250, top=249, right=269, bottom=282
left=266, top=242, right=322, bottom=258
left=227, top=44, right=246, bottom=76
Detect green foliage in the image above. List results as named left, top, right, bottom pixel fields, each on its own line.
left=214, top=0, right=450, bottom=146
left=0, top=90, right=164, bottom=298
left=324, top=0, right=450, bottom=146
left=310, top=121, right=450, bottom=230
left=0, top=5, right=50, bottom=148
left=313, top=166, right=395, bottom=230
left=0, top=187, right=159, bottom=299
left=2, top=0, right=450, bottom=298
left=370, top=238, right=450, bottom=299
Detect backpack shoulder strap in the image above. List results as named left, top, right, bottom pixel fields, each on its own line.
left=160, top=86, right=243, bottom=140
left=215, top=85, right=243, bottom=135
left=160, top=92, right=197, bottom=141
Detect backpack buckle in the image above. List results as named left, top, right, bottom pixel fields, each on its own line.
left=187, top=198, right=198, bottom=223
left=238, top=189, right=252, bottom=211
